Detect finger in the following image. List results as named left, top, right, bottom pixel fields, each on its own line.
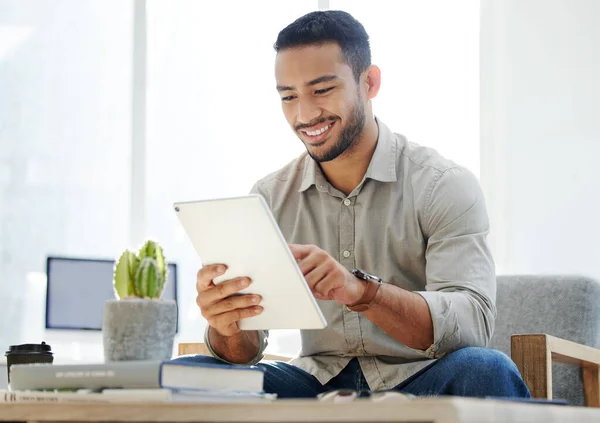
left=211, top=306, right=263, bottom=328
left=201, top=277, right=251, bottom=306
left=296, top=250, right=323, bottom=280
left=289, top=244, right=312, bottom=260
left=196, top=264, right=227, bottom=292
left=313, top=273, right=339, bottom=299
left=304, top=260, right=330, bottom=289
left=205, top=294, right=262, bottom=318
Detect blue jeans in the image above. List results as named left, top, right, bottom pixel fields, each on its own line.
left=173, top=347, right=531, bottom=399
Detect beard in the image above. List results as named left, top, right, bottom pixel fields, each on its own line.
left=303, top=98, right=366, bottom=163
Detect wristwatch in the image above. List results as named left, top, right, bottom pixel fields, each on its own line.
left=345, top=268, right=382, bottom=312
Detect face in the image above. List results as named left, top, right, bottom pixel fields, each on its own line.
left=275, top=42, right=367, bottom=163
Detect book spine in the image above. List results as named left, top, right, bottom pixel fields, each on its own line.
left=9, top=362, right=162, bottom=390
left=1, top=391, right=128, bottom=404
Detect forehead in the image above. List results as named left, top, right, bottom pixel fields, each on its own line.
left=275, top=42, right=353, bottom=86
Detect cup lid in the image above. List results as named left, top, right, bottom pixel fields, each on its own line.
left=5, top=341, right=52, bottom=355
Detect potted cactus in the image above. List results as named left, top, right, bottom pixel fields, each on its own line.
left=102, top=240, right=177, bottom=362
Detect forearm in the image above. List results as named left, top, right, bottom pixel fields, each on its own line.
left=363, top=283, right=434, bottom=351
left=207, top=327, right=261, bottom=364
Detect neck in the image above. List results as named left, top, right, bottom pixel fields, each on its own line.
left=319, top=117, right=379, bottom=196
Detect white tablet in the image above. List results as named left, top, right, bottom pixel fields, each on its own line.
left=173, top=195, right=327, bottom=330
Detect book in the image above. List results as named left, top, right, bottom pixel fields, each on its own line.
left=8, top=360, right=264, bottom=392
left=0, top=389, right=276, bottom=404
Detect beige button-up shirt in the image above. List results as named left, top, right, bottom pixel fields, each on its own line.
left=206, top=119, right=496, bottom=391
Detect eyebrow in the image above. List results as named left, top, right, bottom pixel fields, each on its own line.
left=276, top=74, right=340, bottom=92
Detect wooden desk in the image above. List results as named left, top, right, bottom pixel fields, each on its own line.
left=1, top=397, right=599, bottom=423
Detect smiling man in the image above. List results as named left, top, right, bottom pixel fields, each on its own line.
left=188, top=10, right=530, bottom=399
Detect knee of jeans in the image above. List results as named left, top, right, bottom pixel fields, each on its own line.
left=448, top=347, right=519, bottom=376
left=168, top=354, right=224, bottom=366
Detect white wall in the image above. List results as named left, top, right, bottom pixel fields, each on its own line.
left=331, top=0, right=480, bottom=175
left=480, top=0, right=600, bottom=279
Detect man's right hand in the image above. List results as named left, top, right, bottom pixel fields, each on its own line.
left=196, top=264, right=263, bottom=337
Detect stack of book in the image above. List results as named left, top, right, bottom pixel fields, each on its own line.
left=1, top=360, right=274, bottom=403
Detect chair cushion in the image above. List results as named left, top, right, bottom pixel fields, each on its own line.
left=490, top=275, right=600, bottom=406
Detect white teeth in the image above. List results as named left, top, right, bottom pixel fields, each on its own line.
left=306, top=125, right=330, bottom=136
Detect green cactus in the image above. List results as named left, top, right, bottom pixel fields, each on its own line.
left=113, top=240, right=168, bottom=299
left=139, top=240, right=167, bottom=283
left=138, top=240, right=156, bottom=261
left=113, top=250, right=139, bottom=299
left=126, top=251, right=140, bottom=294
left=135, top=258, right=164, bottom=298
left=155, top=244, right=167, bottom=283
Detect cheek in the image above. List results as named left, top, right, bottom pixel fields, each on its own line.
left=319, top=93, right=351, bottom=120
left=281, top=104, right=295, bottom=126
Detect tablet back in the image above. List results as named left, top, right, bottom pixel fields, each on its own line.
left=174, top=195, right=326, bottom=330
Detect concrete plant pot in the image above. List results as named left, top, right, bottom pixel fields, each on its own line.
left=102, top=299, right=177, bottom=362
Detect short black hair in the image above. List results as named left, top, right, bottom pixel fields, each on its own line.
left=274, top=10, right=371, bottom=81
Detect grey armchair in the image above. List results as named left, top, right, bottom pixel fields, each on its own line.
left=490, top=275, right=600, bottom=407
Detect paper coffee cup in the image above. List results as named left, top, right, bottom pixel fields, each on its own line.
left=5, top=341, right=53, bottom=385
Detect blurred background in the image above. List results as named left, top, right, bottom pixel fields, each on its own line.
left=0, top=0, right=598, bottom=364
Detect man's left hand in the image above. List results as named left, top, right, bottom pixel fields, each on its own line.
left=289, top=244, right=365, bottom=305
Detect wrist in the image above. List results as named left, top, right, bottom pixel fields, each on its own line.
left=345, top=268, right=383, bottom=312
left=209, top=325, right=253, bottom=348
left=347, top=276, right=368, bottom=305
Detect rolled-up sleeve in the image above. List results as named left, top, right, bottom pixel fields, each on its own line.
left=204, top=327, right=269, bottom=365
left=416, top=166, right=496, bottom=358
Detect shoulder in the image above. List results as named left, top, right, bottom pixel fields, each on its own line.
left=395, top=136, right=485, bottom=232
left=396, top=136, right=480, bottom=199
left=398, top=135, right=462, bottom=176
left=250, top=152, right=309, bottom=204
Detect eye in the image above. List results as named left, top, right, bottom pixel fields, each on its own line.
left=281, top=95, right=296, bottom=103
left=315, top=87, right=334, bottom=95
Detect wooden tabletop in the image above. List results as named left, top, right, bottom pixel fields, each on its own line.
left=0, top=397, right=599, bottom=423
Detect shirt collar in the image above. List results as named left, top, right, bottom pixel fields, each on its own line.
left=364, top=118, right=398, bottom=183
left=298, top=154, right=327, bottom=193
left=298, top=118, right=398, bottom=193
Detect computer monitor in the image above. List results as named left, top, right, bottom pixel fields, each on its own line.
left=45, top=256, right=178, bottom=332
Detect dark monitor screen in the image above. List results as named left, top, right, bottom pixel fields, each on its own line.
left=45, top=256, right=178, bottom=331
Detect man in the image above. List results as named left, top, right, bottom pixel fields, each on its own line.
left=189, top=10, right=530, bottom=399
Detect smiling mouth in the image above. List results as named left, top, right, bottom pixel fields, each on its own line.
left=300, top=121, right=336, bottom=146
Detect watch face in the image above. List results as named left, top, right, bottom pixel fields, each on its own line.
left=352, top=268, right=381, bottom=283
left=352, top=268, right=365, bottom=278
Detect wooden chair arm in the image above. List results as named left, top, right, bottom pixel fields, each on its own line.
left=177, top=342, right=292, bottom=362
left=511, top=334, right=600, bottom=407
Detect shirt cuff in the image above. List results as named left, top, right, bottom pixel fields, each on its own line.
left=412, top=291, right=461, bottom=359
left=203, top=326, right=269, bottom=366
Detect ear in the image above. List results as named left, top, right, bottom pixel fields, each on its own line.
left=364, top=65, right=381, bottom=100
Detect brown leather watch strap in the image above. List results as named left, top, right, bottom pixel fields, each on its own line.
left=346, top=279, right=381, bottom=312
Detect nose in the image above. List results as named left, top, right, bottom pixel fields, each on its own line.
left=296, top=97, right=322, bottom=127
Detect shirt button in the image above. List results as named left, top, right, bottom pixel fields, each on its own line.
left=343, top=199, right=351, bottom=206
left=343, top=250, right=351, bottom=258
left=356, top=348, right=364, bottom=355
